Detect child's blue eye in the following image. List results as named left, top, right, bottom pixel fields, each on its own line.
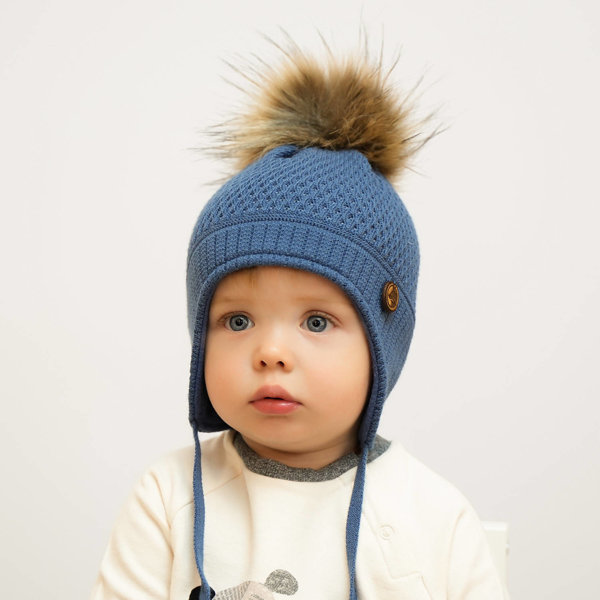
left=305, top=315, right=329, bottom=332
left=226, top=314, right=253, bottom=331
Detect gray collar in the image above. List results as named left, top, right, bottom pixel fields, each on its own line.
left=233, top=433, right=390, bottom=482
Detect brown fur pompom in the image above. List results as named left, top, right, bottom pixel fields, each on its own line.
left=212, top=37, right=436, bottom=181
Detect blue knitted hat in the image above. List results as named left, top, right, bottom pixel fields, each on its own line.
left=186, top=46, right=429, bottom=600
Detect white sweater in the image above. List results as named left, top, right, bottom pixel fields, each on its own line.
left=91, top=431, right=508, bottom=600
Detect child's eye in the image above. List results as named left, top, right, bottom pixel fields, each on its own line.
left=225, top=314, right=253, bottom=331
left=304, top=314, right=331, bottom=333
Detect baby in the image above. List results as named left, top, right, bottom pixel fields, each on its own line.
left=91, top=44, right=508, bottom=600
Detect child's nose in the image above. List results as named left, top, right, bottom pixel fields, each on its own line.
left=252, top=331, right=293, bottom=371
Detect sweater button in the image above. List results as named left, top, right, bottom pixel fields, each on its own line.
left=379, top=525, right=394, bottom=539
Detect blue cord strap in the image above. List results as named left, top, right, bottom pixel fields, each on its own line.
left=346, top=447, right=369, bottom=600
left=192, top=430, right=215, bottom=600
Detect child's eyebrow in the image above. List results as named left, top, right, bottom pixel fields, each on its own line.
left=211, top=294, right=350, bottom=307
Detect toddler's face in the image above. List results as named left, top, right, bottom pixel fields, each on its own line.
left=204, top=266, right=371, bottom=469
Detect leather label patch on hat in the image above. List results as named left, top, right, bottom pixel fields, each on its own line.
left=382, top=281, right=399, bottom=312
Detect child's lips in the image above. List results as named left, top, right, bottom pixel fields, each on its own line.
left=250, top=385, right=301, bottom=415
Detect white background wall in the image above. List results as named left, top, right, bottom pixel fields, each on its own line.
left=1, top=1, right=599, bottom=598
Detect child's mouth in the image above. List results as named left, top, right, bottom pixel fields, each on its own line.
left=250, top=385, right=300, bottom=415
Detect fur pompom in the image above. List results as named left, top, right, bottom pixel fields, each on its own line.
left=213, top=38, right=436, bottom=181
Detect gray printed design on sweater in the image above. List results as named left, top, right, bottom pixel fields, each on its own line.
left=214, top=569, right=298, bottom=600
